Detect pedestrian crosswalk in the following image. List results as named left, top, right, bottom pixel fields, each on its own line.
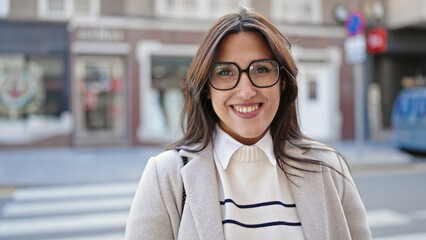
left=0, top=182, right=425, bottom=240
left=366, top=209, right=426, bottom=240
left=0, top=182, right=138, bottom=240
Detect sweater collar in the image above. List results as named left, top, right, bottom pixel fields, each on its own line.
left=213, top=124, right=276, bottom=169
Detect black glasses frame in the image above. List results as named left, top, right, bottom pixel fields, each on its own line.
left=209, top=59, right=283, bottom=91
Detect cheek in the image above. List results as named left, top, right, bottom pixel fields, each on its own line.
left=269, top=87, right=282, bottom=118
left=209, top=88, right=227, bottom=113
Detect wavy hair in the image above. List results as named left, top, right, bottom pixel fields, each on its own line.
left=170, top=8, right=344, bottom=177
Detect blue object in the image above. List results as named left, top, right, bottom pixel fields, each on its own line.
left=391, top=87, right=426, bottom=152
left=345, top=11, right=365, bottom=36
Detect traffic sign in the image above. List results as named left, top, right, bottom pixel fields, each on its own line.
left=345, top=34, right=366, bottom=64
left=345, top=11, right=365, bottom=36
left=367, top=27, right=387, bottom=54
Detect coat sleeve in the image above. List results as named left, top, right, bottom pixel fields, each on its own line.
left=125, top=157, right=175, bottom=240
left=337, top=157, right=372, bottom=240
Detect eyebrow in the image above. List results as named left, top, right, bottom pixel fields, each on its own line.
left=213, top=58, right=276, bottom=69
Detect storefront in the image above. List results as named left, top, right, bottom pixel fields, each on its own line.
left=0, top=21, right=71, bottom=148
left=136, top=41, right=198, bottom=143
left=367, top=29, right=426, bottom=140
left=70, top=17, right=352, bottom=146
left=70, top=27, right=129, bottom=146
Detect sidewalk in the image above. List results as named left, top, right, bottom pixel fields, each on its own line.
left=330, top=141, right=414, bottom=166
left=0, top=146, right=164, bottom=187
left=0, top=141, right=419, bottom=187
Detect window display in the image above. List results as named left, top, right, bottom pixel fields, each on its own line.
left=141, top=56, right=191, bottom=141
left=0, top=54, right=70, bottom=144
left=74, top=56, right=125, bottom=143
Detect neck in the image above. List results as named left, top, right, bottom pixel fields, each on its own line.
left=219, top=123, right=268, bottom=145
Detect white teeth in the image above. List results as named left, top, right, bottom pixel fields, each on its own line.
left=233, top=104, right=260, bottom=113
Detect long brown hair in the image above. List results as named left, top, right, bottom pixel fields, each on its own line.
left=171, top=8, right=345, bottom=177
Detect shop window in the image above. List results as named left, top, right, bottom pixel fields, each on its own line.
left=271, top=0, right=322, bottom=24
left=38, top=0, right=99, bottom=19
left=0, top=0, right=9, bottom=17
left=47, top=0, right=66, bottom=13
left=0, top=54, right=71, bottom=144
left=143, top=56, right=191, bottom=139
left=74, top=56, right=125, bottom=142
left=307, top=78, right=318, bottom=101
left=155, top=0, right=251, bottom=18
left=74, top=0, right=93, bottom=15
left=0, top=54, right=66, bottom=120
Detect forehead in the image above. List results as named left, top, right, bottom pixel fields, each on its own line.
left=215, top=31, right=274, bottom=64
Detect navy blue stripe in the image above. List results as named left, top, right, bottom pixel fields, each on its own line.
left=223, top=219, right=301, bottom=228
left=220, top=199, right=296, bottom=208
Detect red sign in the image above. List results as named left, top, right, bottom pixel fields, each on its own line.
left=367, top=27, right=387, bottom=54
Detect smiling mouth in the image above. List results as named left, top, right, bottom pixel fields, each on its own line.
left=232, top=103, right=261, bottom=113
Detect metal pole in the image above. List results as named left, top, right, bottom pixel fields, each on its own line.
left=354, top=63, right=365, bottom=143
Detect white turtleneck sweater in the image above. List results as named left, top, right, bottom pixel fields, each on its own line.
left=213, top=126, right=305, bottom=239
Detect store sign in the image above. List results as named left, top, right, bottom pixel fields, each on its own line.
left=76, top=28, right=125, bottom=42
left=367, top=27, right=387, bottom=54
left=345, top=11, right=365, bottom=36
left=344, top=34, right=366, bottom=64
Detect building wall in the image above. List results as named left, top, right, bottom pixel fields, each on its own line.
left=252, top=0, right=271, bottom=17
left=125, top=0, right=154, bottom=18
left=8, top=0, right=38, bottom=20
left=100, top=0, right=125, bottom=16
left=0, top=0, right=358, bottom=147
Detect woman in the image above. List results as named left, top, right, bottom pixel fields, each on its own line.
left=125, top=8, right=371, bottom=240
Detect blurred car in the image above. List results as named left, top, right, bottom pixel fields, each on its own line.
left=391, top=87, right=426, bottom=152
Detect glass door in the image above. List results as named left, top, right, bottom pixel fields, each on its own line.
left=74, top=56, right=126, bottom=145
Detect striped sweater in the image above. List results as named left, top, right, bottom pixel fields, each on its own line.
left=213, top=128, right=305, bottom=239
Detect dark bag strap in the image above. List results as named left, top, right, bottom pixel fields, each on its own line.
left=181, top=155, right=188, bottom=214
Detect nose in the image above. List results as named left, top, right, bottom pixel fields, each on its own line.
left=235, top=72, right=256, bottom=99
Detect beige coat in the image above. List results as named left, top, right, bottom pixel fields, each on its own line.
left=125, top=140, right=372, bottom=240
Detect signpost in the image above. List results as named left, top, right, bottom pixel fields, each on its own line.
left=345, top=10, right=367, bottom=143
left=344, top=10, right=367, bottom=64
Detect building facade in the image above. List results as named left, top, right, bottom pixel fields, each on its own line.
left=0, top=0, right=362, bottom=148
left=365, top=0, right=426, bottom=140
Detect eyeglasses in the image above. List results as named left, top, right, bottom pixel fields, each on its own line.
left=209, top=59, right=281, bottom=91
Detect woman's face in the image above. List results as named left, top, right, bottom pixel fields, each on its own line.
left=209, top=31, right=281, bottom=145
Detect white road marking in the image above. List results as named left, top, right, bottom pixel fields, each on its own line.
left=1, top=197, right=133, bottom=217
left=0, top=211, right=128, bottom=237
left=374, top=232, right=426, bottom=240
left=412, top=210, right=426, bottom=220
left=13, top=182, right=138, bottom=201
left=51, top=233, right=124, bottom=240
left=2, top=182, right=426, bottom=239
left=366, top=209, right=411, bottom=228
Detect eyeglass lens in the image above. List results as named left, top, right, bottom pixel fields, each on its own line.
left=210, top=60, right=279, bottom=90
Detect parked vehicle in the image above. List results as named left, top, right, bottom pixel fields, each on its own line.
left=391, top=87, right=426, bottom=152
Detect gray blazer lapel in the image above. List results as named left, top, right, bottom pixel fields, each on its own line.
left=284, top=145, right=329, bottom=240
left=180, top=146, right=224, bottom=240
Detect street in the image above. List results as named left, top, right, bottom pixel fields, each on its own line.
left=354, top=163, right=426, bottom=239
left=0, top=146, right=425, bottom=239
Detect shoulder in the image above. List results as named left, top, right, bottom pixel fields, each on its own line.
left=146, top=150, right=183, bottom=181
left=140, top=150, right=185, bottom=206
